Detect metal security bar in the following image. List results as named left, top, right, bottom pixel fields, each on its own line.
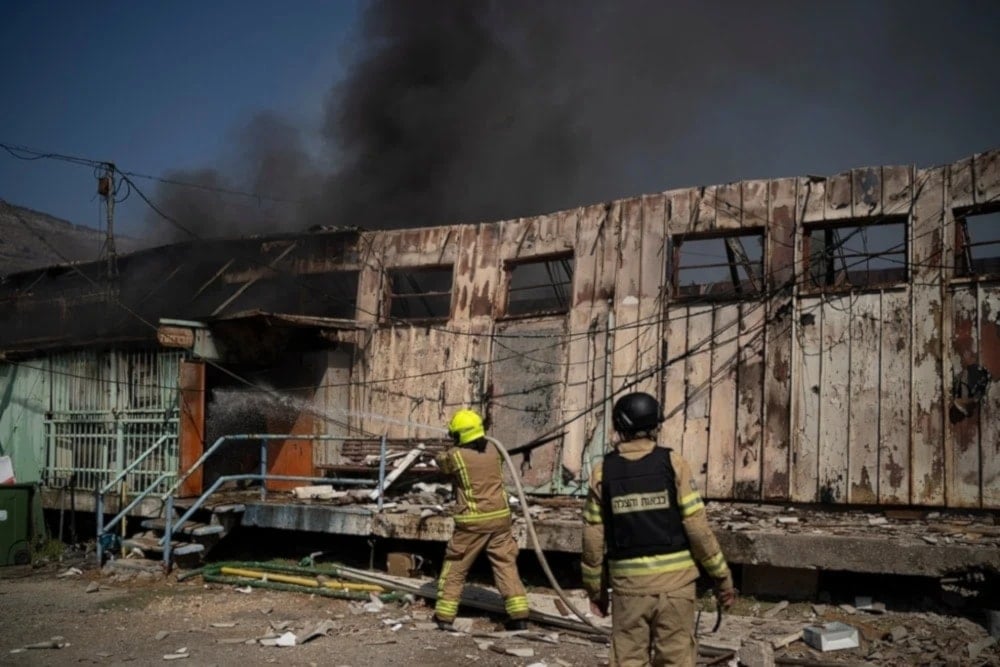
left=43, top=350, right=182, bottom=493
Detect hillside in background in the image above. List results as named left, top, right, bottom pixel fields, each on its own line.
left=0, top=202, right=142, bottom=276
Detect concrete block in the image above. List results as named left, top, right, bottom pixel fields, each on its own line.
left=742, top=564, right=818, bottom=600
left=803, top=622, right=860, bottom=652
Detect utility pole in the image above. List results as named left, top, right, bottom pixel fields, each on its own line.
left=98, top=162, right=118, bottom=279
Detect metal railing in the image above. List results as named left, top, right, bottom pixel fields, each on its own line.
left=157, top=434, right=379, bottom=568
left=94, top=434, right=176, bottom=564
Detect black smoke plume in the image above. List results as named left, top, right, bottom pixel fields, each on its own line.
left=148, top=0, right=1000, bottom=241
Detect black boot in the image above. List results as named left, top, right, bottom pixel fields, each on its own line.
left=505, top=618, right=528, bottom=631
left=434, top=616, right=456, bottom=631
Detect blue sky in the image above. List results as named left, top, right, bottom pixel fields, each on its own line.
left=2, top=1, right=999, bottom=244
left=1, top=1, right=360, bottom=236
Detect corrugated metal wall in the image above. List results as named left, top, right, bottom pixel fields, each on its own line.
left=0, top=350, right=182, bottom=491
left=306, top=149, right=1000, bottom=507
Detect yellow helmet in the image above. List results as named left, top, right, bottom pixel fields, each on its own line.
left=448, top=409, right=485, bottom=445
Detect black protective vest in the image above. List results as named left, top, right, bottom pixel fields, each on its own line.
left=601, top=446, right=689, bottom=560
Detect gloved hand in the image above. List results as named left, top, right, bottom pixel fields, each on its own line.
left=714, top=581, right=737, bottom=610
left=590, top=598, right=609, bottom=618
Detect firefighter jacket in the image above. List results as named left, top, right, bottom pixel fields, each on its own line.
left=436, top=438, right=512, bottom=533
left=582, top=438, right=733, bottom=599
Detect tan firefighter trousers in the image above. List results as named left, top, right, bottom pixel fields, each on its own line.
left=610, top=585, right=697, bottom=667
left=435, top=526, right=529, bottom=622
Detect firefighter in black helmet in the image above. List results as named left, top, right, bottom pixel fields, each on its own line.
left=582, top=392, right=736, bottom=666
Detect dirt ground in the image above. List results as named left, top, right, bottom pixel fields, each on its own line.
left=3, top=556, right=1000, bottom=667
left=0, top=560, right=604, bottom=667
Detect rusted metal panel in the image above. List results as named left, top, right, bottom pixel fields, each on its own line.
left=852, top=167, right=882, bottom=218
left=466, top=224, right=507, bottom=328
left=882, top=166, right=913, bottom=213
left=716, top=182, right=742, bottom=230
left=950, top=157, right=975, bottom=210
left=742, top=180, right=768, bottom=229
left=682, top=304, right=714, bottom=493
left=818, top=298, right=850, bottom=503
left=974, top=149, right=1000, bottom=205
left=878, top=290, right=911, bottom=504
left=562, top=206, right=611, bottom=478
left=635, top=195, right=666, bottom=396
left=612, top=199, right=641, bottom=390
left=381, top=226, right=458, bottom=268
left=178, top=359, right=206, bottom=498
left=734, top=302, right=765, bottom=499
left=847, top=294, right=880, bottom=504
left=666, top=188, right=693, bottom=236
left=706, top=304, right=739, bottom=498
left=825, top=171, right=853, bottom=221
left=355, top=233, right=387, bottom=324
left=800, top=177, right=826, bottom=224
left=910, top=167, right=946, bottom=505
left=693, top=185, right=718, bottom=234
left=949, top=285, right=980, bottom=507
left=491, top=318, right=567, bottom=491
left=315, top=350, right=352, bottom=467
left=979, top=287, right=1000, bottom=508
left=762, top=177, right=796, bottom=499
left=662, top=305, right=688, bottom=446
left=792, top=297, right=822, bottom=502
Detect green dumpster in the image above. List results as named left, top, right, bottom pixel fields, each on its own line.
left=0, top=484, right=33, bottom=566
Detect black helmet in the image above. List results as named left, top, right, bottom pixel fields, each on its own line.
left=612, top=392, right=663, bottom=435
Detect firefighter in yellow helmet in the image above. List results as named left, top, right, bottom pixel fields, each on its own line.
left=582, top=392, right=736, bottom=666
left=433, top=408, right=530, bottom=630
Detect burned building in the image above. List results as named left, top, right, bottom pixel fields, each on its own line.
left=1, top=149, right=998, bottom=576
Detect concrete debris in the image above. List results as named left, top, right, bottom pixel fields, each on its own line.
left=476, top=640, right=494, bottom=651
left=210, top=622, right=237, bottom=628
left=24, top=636, right=68, bottom=649
left=526, top=663, right=548, bottom=667
left=57, top=567, right=83, bottom=578
left=162, top=654, right=188, bottom=661
left=85, top=581, right=100, bottom=593
left=886, top=626, right=908, bottom=642
left=803, top=622, right=860, bottom=652
left=234, top=586, right=252, bottom=594
left=259, top=631, right=297, bottom=647
left=922, top=535, right=939, bottom=544
left=738, top=639, right=775, bottom=667
left=363, top=593, right=385, bottom=613
left=868, top=516, right=889, bottom=526
left=771, top=630, right=803, bottom=650
left=155, top=631, right=170, bottom=641
left=414, top=622, right=439, bottom=631
left=368, top=445, right=426, bottom=501
left=301, top=619, right=339, bottom=643
left=291, top=485, right=347, bottom=501
left=810, top=604, right=826, bottom=616
left=968, top=636, right=997, bottom=660
left=269, top=621, right=291, bottom=631
left=451, top=617, right=474, bottom=633
left=762, top=601, right=788, bottom=618
left=837, top=603, right=857, bottom=615
left=775, top=517, right=799, bottom=525
left=504, top=646, right=535, bottom=658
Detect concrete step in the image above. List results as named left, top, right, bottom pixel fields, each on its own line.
left=140, top=518, right=225, bottom=537
left=123, top=535, right=204, bottom=557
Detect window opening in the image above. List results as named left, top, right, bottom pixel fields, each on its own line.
left=296, top=270, right=359, bottom=318
left=506, top=254, right=574, bottom=316
left=805, top=218, right=906, bottom=289
left=387, top=266, right=453, bottom=321
left=668, top=232, right=764, bottom=300
left=955, top=207, right=1000, bottom=277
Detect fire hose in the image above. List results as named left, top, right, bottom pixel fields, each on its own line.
left=488, top=435, right=725, bottom=638
left=486, top=436, right=611, bottom=636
